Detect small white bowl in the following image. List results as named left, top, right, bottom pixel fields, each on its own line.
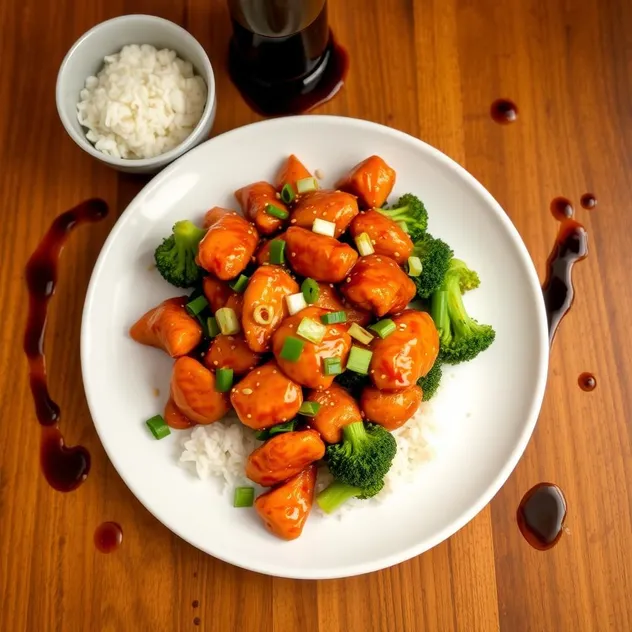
left=56, top=14, right=216, bottom=174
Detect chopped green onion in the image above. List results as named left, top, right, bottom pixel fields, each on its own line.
left=268, top=419, right=297, bottom=436
left=229, top=274, right=249, bottom=293
left=265, top=203, right=289, bottom=220
left=269, top=239, right=286, bottom=265
left=145, top=414, right=170, bottom=440
left=216, top=307, right=241, bottom=335
left=280, top=183, right=296, bottom=204
left=286, top=292, right=307, bottom=315
left=301, top=278, right=320, bottom=304
left=206, top=316, right=220, bottom=338
left=299, top=402, right=321, bottom=417
left=348, top=323, right=375, bottom=345
left=321, top=311, right=347, bottom=325
left=312, top=218, right=336, bottom=237
left=280, top=336, right=305, bottom=362
left=253, top=304, right=274, bottom=325
left=397, top=221, right=409, bottom=233
left=407, top=256, right=423, bottom=277
left=186, top=295, right=208, bottom=317
left=215, top=367, right=234, bottom=392
left=355, top=232, right=375, bottom=256
left=322, top=356, right=342, bottom=376
left=233, top=486, right=255, bottom=508
left=297, top=317, right=326, bottom=344
left=255, top=429, right=269, bottom=441
left=369, top=318, right=396, bottom=339
left=346, top=346, right=373, bottom=375
left=296, top=177, right=319, bottom=194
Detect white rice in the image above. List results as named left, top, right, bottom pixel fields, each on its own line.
left=178, top=403, right=438, bottom=516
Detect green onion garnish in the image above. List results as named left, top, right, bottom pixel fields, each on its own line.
left=280, top=183, right=296, bottom=204
left=407, top=256, right=423, bottom=277
left=186, top=295, right=209, bottom=317
left=322, top=357, right=342, bottom=376
left=301, top=278, right=320, bottom=304
left=233, top=486, right=255, bottom=508
left=229, top=274, right=249, bottom=293
left=216, top=307, right=241, bottom=335
left=354, top=232, right=375, bottom=256
left=269, top=239, right=286, bottom=265
left=215, top=367, right=234, bottom=392
left=255, top=429, right=268, bottom=441
left=207, top=316, right=220, bottom=338
left=297, top=317, right=326, bottom=344
left=296, top=177, right=318, bottom=194
left=348, top=323, right=374, bottom=345
left=321, top=311, right=347, bottom=325
left=299, top=401, right=321, bottom=417
left=145, top=414, right=170, bottom=440
left=265, top=203, right=289, bottom=220
left=268, top=419, right=297, bottom=436
left=280, top=336, right=305, bottom=362
left=369, top=318, right=396, bottom=339
left=345, top=346, right=373, bottom=375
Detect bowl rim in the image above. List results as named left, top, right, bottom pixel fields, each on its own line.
left=55, top=13, right=216, bottom=168
left=81, top=115, right=550, bottom=579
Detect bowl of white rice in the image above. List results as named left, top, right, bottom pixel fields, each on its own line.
left=56, top=14, right=216, bottom=173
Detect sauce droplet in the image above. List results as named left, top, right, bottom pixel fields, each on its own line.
left=94, top=521, right=123, bottom=553
left=550, top=197, right=574, bottom=220
left=24, top=199, right=109, bottom=491
left=192, top=600, right=199, bottom=608
left=490, top=99, right=518, bottom=124
left=578, top=372, right=596, bottom=391
left=517, top=483, right=567, bottom=550
left=580, top=193, right=597, bottom=209
left=542, top=199, right=588, bottom=344
left=193, top=617, right=201, bottom=626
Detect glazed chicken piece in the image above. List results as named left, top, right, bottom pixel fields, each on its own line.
left=306, top=384, right=362, bottom=443
left=246, top=430, right=325, bottom=486
left=164, top=397, right=194, bottom=429
left=290, top=190, right=359, bottom=237
left=231, top=361, right=303, bottom=429
left=336, top=155, right=396, bottom=209
left=169, top=357, right=230, bottom=424
left=203, top=334, right=262, bottom=375
left=202, top=277, right=244, bottom=318
left=370, top=310, right=439, bottom=391
left=284, top=226, right=358, bottom=283
left=202, top=206, right=235, bottom=229
left=272, top=306, right=352, bottom=390
left=314, top=282, right=371, bottom=327
left=242, top=265, right=299, bottom=353
left=275, top=154, right=312, bottom=192
left=130, top=296, right=202, bottom=357
left=254, top=465, right=317, bottom=541
left=235, top=181, right=288, bottom=236
left=340, top=254, right=416, bottom=317
left=360, top=384, right=423, bottom=431
left=255, top=232, right=287, bottom=267
left=349, top=210, right=414, bottom=265
left=197, top=209, right=258, bottom=280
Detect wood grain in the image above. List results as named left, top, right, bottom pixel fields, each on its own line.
left=1, top=0, right=631, bottom=630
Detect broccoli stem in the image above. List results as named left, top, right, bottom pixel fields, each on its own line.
left=341, top=421, right=368, bottom=449
left=445, top=275, right=475, bottom=336
left=316, top=480, right=361, bottom=514
left=380, top=206, right=409, bottom=221
left=430, top=290, right=449, bottom=337
left=174, top=220, right=206, bottom=248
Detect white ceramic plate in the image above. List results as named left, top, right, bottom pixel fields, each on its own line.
left=81, top=116, right=548, bottom=579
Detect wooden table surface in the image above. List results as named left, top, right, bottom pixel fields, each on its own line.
left=2, top=0, right=631, bottom=630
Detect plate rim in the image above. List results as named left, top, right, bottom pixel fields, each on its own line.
left=81, top=115, right=549, bottom=579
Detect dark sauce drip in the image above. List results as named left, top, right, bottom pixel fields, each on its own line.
left=542, top=198, right=588, bottom=344
left=227, top=0, right=348, bottom=116
left=580, top=193, right=597, bottom=209
left=193, top=617, right=201, bottom=626
left=94, top=521, right=123, bottom=553
left=578, top=372, right=596, bottom=391
left=490, top=99, right=518, bottom=124
left=24, top=199, right=109, bottom=491
left=192, top=600, right=199, bottom=608
left=517, top=483, right=567, bottom=549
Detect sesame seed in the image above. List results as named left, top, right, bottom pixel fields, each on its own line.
left=312, top=210, right=317, bottom=215
left=213, top=361, right=218, bottom=365
left=230, top=345, right=236, bottom=350
left=256, top=371, right=261, bottom=375
left=247, top=414, right=252, bottom=418
left=394, top=251, right=400, bottom=257
left=290, top=219, right=297, bottom=224
left=370, top=370, right=375, bottom=374
left=371, top=239, right=376, bottom=245
left=329, top=283, right=334, bottom=288
left=231, top=388, right=237, bottom=393
left=291, top=252, right=296, bottom=257
left=246, top=330, right=251, bottom=334
left=242, top=388, right=253, bottom=395
left=330, top=402, right=335, bottom=407
left=256, top=382, right=260, bottom=386
left=381, top=374, right=386, bottom=379
left=272, top=370, right=277, bottom=374
left=346, top=278, right=351, bottom=283
left=281, top=417, right=287, bottom=422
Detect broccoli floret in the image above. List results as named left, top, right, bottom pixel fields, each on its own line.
left=326, top=421, right=397, bottom=488
left=334, top=371, right=370, bottom=398
left=377, top=193, right=428, bottom=242
left=449, top=258, right=480, bottom=292
left=154, top=220, right=206, bottom=288
left=411, top=233, right=454, bottom=299
left=417, top=361, right=442, bottom=401
left=316, top=478, right=384, bottom=514
left=430, top=259, right=495, bottom=364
